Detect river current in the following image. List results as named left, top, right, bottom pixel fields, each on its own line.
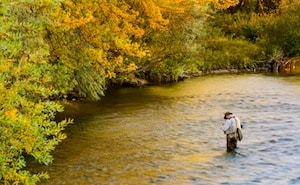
left=32, top=74, right=300, bottom=185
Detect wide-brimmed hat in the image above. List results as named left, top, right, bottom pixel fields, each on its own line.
left=224, top=112, right=232, bottom=119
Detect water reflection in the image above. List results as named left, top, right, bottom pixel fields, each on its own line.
left=30, top=74, right=300, bottom=185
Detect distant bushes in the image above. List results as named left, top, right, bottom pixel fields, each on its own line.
left=199, top=0, right=300, bottom=73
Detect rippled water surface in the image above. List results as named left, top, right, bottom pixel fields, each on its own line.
left=32, top=74, right=300, bottom=185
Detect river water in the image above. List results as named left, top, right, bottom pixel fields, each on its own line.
left=32, top=74, right=300, bottom=185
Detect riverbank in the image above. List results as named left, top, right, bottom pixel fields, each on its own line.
left=119, top=68, right=270, bottom=88
left=121, top=56, right=300, bottom=88
left=67, top=57, right=300, bottom=100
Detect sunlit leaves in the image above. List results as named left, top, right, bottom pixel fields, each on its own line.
left=211, top=0, right=240, bottom=10
left=47, top=0, right=149, bottom=98
left=0, top=0, right=73, bottom=184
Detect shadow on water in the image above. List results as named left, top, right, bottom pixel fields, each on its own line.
left=27, top=74, right=300, bottom=185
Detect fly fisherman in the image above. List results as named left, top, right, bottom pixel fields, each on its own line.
left=222, top=112, right=242, bottom=152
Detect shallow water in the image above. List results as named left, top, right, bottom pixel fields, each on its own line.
left=31, top=74, right=300, bottom=185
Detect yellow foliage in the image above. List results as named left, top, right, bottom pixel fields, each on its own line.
left=105, top=70, right=116, bottom=79
left=141, top=0, right=169, bottom=30
left=4, top=109, right=18, bottom=117
left=115, top=56, right=124, bottom=66
left=0, top=62, right=13, bottom=73
left=211, top=0, right=240, bottom=10
left=127, top=63, right=138, bottom=73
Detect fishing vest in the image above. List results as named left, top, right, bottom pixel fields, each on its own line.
left=226, top=117, right=236, bottom=134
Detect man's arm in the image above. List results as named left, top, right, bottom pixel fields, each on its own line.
left=222, top=119, right=231, bottom=131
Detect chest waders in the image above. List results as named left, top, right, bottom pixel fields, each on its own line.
left=227, top=133, right=237, bottom=151
left=226, top=117, right=238, bottom=151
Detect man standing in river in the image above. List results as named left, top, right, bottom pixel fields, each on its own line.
left=222, top=112, right=241, bottom=151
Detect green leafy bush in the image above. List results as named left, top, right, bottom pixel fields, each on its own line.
left=260, top=2, right=300, bottom=57
left=0, top=0, right=73, bottom=184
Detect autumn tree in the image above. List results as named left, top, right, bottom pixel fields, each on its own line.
left=46, top=0, right=147, bottom=98
left=120, top=0, right=210, bottom=82
left=45, top=0, right=205, bottom=87
left=0, top=0, right=73, bottom=184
